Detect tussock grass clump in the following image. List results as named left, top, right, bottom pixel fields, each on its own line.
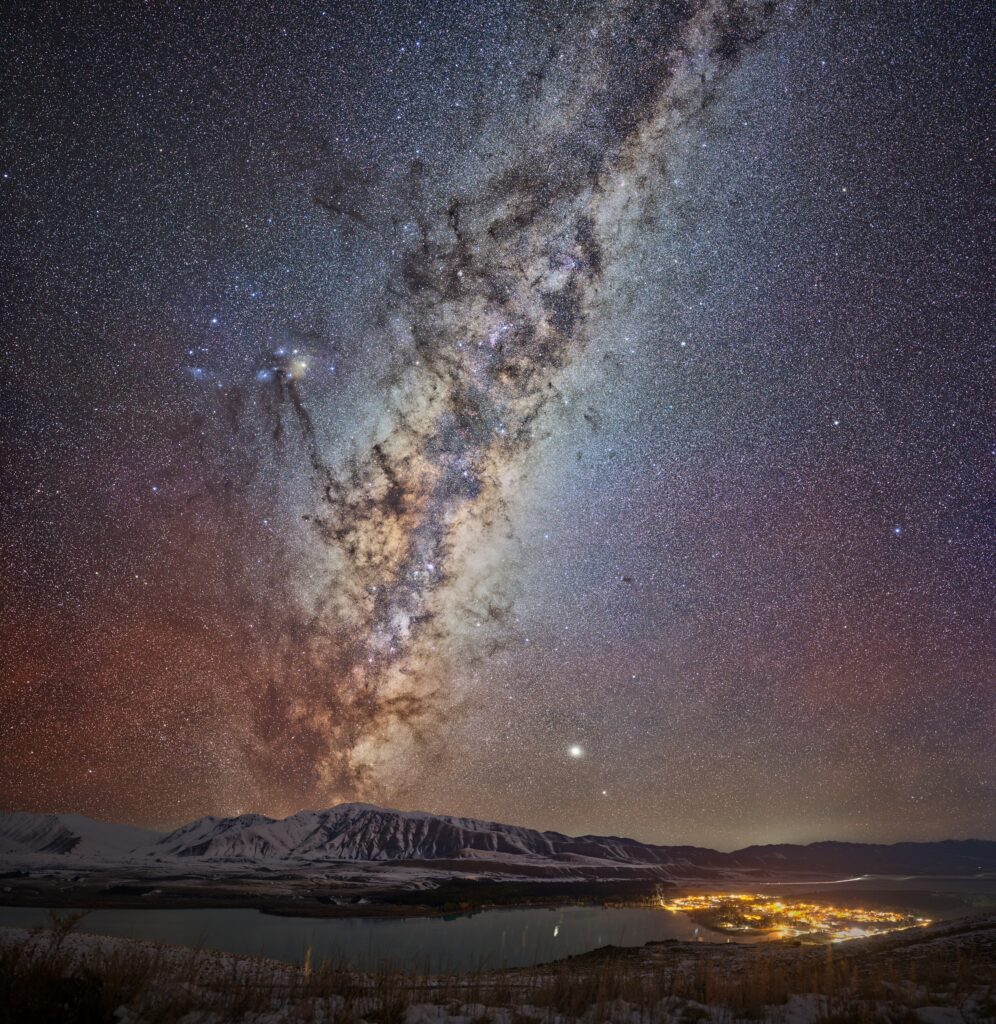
left=0, top=912, right=993, bottom=1023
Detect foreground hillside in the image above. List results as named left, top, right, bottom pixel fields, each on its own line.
left=1, top=912, right=993, bottom=1022
left=2, top=804, right=993, bottom=881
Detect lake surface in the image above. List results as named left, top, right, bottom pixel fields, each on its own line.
left=3, top=876, right=990, bottom=971
left=0, top=904, right=747, bottom=971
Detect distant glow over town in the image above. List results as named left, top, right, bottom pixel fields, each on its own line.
left=660, top=893, right=930, bottom=942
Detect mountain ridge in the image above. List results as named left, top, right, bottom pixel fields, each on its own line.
left=1, top=804, right=993, bottom=877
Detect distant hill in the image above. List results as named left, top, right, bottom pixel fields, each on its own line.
left=724, top=839, right=996, bottom=877
left=1, top=804, right=992, bottom=877
left=0, top=811, right=162, bottom=860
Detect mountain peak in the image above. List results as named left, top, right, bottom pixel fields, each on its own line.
left=2, top=805, right=993, bottom=877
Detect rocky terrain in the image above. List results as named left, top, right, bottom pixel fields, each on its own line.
left=3, top=804, right=993, bottom=879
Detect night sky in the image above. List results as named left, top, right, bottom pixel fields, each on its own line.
left=1, top=0, right=993, bottom=850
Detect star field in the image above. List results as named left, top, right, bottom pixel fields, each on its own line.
left=1, top=0, right=993, bottom=849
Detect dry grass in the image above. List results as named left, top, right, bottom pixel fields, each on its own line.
left=0, top=912, right=992, bottom=1023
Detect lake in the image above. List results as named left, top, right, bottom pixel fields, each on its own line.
left=0, top=903, right=749, bottom=971
left=3, top=876, right=990, bottom=971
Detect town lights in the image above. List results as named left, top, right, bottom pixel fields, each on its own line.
left=658, top=892, right=929, bottom=943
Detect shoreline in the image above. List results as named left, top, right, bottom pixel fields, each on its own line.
left=1, top=913, right=993, bottom=1022
left=0, top=872, right=978, bottom=929
left=0, top=874, right=670, bottom=920
left=0, top=871, right=984, bottom=921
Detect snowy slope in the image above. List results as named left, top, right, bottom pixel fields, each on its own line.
left=151, top=803, right=723, bottom=865
left=2, top=804, right=994, bottom=876
left=149, top=805, right=996, bottom=875
left=0, top=812, right=162, bottom=860
left=153, top=804, right=572, bottom=862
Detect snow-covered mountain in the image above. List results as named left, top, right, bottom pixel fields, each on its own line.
left=2, top=803, right=993, bottom=877
left=154, top=804, right=566, bottom=861
left=150, top=806, right=996, bottom=875
left=0, top=811, right=162, bottom=860
left=150, top=803, right=726, bottom=867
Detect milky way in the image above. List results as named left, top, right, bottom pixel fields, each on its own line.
left=1, top=0, right=992, bottom=847
left=251, top=1, right=784, bottom=803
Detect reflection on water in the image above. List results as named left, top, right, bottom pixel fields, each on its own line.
left=0, top=904, right=759, bottom=971
left=1, top=876, right=989, bottom=971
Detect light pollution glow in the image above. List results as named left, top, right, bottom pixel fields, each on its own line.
left=660, top=893, right=931, bottom=942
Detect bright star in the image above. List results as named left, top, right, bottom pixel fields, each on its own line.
left=569, top=744, right=583, bottom=758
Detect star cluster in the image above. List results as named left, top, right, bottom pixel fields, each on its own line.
left=1, top=0, right=992, bottom=848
